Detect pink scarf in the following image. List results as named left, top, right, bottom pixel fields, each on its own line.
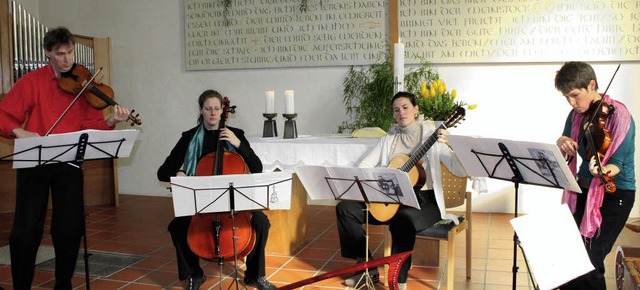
left=562, top=95, right=632, bottom=238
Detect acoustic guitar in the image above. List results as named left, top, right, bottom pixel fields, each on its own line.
left=369, top=107, right=466, bottom=222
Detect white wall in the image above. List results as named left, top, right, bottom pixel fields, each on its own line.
left=22, top=0, right=640, bottom=216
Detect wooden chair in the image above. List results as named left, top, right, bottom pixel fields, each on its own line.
left=382, top=162, right=472, bottom=289
left=626, top=218, right=640, bottom=233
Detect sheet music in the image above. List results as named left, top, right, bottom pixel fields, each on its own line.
left=294, top=165, right=420, bottom=209
left=11, top=129, right=139, bottom=169
left=510, top=204, right=594, bottom=290
left=170, top=171, right=292, bottom=217
left=446, top=135, right=580, bottom=192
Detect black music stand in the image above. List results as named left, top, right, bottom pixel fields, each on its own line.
left=0, top=129, right=139, bottom=290
left=170, top=172, right=292, bottom=290
left=446, top=135, right=581, bottom=290
left=294, top=165, right=418, bottom=289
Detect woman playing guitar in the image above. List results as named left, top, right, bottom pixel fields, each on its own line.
left=336, top=92, right=465, bottom=290
left=157, top=90, right=276, bottom=290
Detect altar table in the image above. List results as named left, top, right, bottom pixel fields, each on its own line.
left=248, top=135, right=379, bottom=254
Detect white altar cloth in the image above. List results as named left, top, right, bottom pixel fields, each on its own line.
left=247, top=135, right=379, bottom=172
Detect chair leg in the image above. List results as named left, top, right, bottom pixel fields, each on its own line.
left=447, top=233, right=455, bottom=290
left=466, top=225, right=471, bottom=278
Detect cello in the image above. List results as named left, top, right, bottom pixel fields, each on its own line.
left=187, top=97, right=256, bottom=262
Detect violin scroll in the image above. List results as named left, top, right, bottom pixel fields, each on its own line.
left=603, top=175, right=617, bottom=193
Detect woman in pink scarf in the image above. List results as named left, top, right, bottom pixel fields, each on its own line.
left=555, top=62, right=635, bottom=290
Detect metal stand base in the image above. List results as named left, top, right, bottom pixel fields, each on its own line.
left=354, top=203, right=376, bottom=290
left=353, top=270, right=377, bottom=290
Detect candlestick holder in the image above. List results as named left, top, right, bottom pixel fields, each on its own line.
left=262, top=113, right=278, bottom=137
left=393, top=76, right=404, bottom=93
left=283, top=113, right=298, bottom=139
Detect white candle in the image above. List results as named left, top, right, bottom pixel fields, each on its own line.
left=284, top=90, right=295, bottom=114
left=394, top=40, right=405, bottom=92
left=265, top=90, right=275, bottom=113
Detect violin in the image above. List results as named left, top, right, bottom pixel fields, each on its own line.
left=187, top=97, right=256, bottom=262
left=583, top=99, right=616, bottom=193
left=58, top=63, right=141, bottom=126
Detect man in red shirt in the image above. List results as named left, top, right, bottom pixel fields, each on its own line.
left=0, top=27, right=130, bottom=290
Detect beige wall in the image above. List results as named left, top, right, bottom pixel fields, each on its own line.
left=15, top=0, right=640, bottom=217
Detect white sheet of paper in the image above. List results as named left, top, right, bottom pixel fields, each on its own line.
left=294, top=165, right=420, bottom=209
left=11, top=129, right=138, bottom=169
left=170, top=171, right=292, bottom=217
left=510, top=204, right=594, bottom=290
left=446, top=135, right=580, bottom=192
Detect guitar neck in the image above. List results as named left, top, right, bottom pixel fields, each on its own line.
left=399, top=123, right=445, bottom=172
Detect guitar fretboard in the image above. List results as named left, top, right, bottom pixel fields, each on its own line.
left=399, top=123, right=446, bottom=172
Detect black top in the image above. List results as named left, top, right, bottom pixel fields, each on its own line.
left=157, top=124, right=263, bottom=182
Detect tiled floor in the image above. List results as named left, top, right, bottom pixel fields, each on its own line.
left=0, top=194, right=637, bottom=289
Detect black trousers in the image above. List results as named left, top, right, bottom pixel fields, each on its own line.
left=559, top=187, right=635, bottom=290
left=10, top=163, right=84, bottom=290
left=336, top=189, right=441, bottom=283
left=168, top=211, right=270, bottom=281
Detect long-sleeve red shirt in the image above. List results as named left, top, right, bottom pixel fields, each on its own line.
left=0, top=65, right=114, bottom=138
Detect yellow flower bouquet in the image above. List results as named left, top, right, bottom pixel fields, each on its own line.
left=402, top=60, right=476, bottom=122
left=417, top=78, right=477, bottom=121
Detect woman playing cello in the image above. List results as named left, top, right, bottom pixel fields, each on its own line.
left=157, top=90, right=276, bottom=290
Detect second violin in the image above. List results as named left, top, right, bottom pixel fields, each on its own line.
left=583, top=99, right=616, bottom=193
left=59, top=63, right=141, bottom=126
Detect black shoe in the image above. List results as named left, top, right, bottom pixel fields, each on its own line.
left=343, top=267, right=379, bottom=287
left=244, top=276, right=276, bottom=290
left=185, top=275, right=205, bottom=290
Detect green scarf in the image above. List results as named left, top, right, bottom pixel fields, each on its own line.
left=183, top=123, right=205, bottom=176
left=183, top=124, right=237, bottom=176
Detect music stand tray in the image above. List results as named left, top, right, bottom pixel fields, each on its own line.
left=294, top=165, right=419, bottom=209
left=2, top=129, right=138, bottom=168
left=169, top=171, right=293, bottom=217
left=446, top=135, right=580, bottom=192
